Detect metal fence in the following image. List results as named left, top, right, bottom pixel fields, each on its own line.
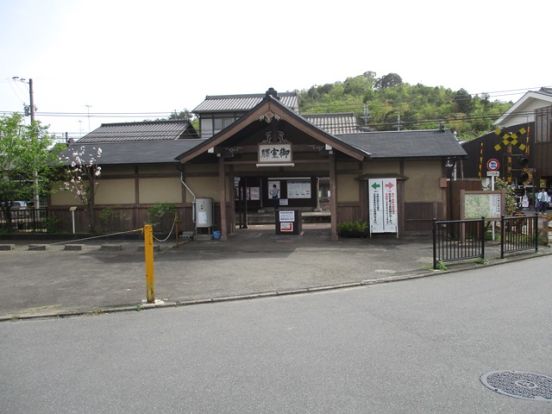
left=433, top=218, right=485, bottom=269
left=433, top=215, right=539, bottom=269
left=0, top=208, right=49, bottom=232
left=500, top=215, right=539, bottom=259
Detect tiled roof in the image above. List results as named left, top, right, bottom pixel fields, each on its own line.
left=193, top=92, right=299, bottom=113
left=78, top=120, right=197, bottom=143
left=302, top=112, right=360, bottom=135
left=336, top=130, right=466, bottom=158
left=63, top=140, right=203, bottom=165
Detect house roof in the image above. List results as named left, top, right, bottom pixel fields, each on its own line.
left=193, top=91, right=299, bottom=114
left=494, top=87, right=552, bottom=126
left=302, top=113, right=360, bottom=135
left=336, top=130, right=466, bottom=158
left=78, top=120, right=197, bottom=143
left=179, top=94, right=368, bottom=163
left=62, top=140, right=203, bottom=165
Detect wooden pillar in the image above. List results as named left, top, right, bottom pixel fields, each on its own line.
left=228, top=167, right=235, bottom=234
left=219, top=156, right=228, bottom=240
left=399, top=159, right=405, bottom=236
left=329, top=152, right=338, bottom=241
left=133, top=166, right=140, bottom=229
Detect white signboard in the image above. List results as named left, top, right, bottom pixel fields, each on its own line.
left=247, top=187, right=260, bottom=200
left=279, top=210, right=295, bottom=222
left=287, top=181, right=311, bottom=199
left=258, top=144, right=292, bottom=163
left=369, top=178, right=398, bottom=235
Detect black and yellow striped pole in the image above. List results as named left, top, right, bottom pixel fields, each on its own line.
left=144, top=224, right=155, bottom=303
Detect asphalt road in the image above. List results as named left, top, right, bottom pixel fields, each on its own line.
left=1, top=256, right=551, bottom=413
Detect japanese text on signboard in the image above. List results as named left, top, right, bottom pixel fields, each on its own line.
left=258, top=144, right=292, bottom=163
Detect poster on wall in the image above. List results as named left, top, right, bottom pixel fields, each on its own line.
left=248, top=187, right=260, bottom=201
left=368, top=178, right=398, bottom=236
left=287, top=181, right=311, bottom=199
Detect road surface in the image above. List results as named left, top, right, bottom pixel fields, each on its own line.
left=1, top=256, right=551, bottom=413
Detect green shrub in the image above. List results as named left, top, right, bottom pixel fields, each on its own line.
left=338, top=220, right=368, bottom=234
left=147, top=203, right=176, bottom=223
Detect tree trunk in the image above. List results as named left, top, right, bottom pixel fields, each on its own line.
left=88, top=176, right=96, bottom=233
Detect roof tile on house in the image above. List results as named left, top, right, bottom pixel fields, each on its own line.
left=78, top=120, right=197, bottom=143
left=193, top=92, right=299, bottom=114
left=336, top=130, right=466, bottom=158
left=64, top=140, right=204, bottom=165
left=302, top=113, right=360, bottom=135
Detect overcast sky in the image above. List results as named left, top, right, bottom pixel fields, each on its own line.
left=1, top=0, right=550, bottom=138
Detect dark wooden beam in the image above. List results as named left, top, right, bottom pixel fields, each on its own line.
left=329, top=152, right=338, bottom=241
left=218, top=156, right=227, bottom=240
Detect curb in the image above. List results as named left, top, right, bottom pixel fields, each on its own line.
left=1, top=249, right=551, bottom=323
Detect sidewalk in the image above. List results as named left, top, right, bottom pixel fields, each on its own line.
left=1, top=224, right=550, bottom=320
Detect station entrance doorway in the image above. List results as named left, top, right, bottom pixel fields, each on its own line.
left=234, top=175, right=330, bottom=230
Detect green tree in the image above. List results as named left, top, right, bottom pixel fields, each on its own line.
left=0, top=113, right=60, bottom=228
left=298, top=71, right=513, bottom=140
left=375, top=73, right=403, bottom=89
left=453, top=88, right=474, bottom=113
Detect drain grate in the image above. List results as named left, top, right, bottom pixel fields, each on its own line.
left=481, top=371, right=552, bottom=401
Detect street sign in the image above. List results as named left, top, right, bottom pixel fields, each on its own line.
left=487, top=158, right=500, bottom=172
left=486, top=171, right=500, bottom=177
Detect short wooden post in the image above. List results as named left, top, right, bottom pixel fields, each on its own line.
left=144, top=224, right=155, bottom=303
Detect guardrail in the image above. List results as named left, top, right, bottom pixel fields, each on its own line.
left=433, top=218, right=485, bottom=269
left=433, top=215, right=539, bottom=269
left=500, top=215, right=539, bottom=259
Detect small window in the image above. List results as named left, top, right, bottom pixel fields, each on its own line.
left=200, top=118, right=213, bottom=138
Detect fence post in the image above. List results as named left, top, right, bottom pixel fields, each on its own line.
left=144, top=224, right=155, bottom=304
left=480, top=217, right=485, bottom=260
left=432, top=218, right=437, bottom=270
left=500, top=215, right=505, bottom=259
left=534, top=215, right=539, bottom=253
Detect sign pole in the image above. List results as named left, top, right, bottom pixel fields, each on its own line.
left=491, top=176, right=495, bottom=241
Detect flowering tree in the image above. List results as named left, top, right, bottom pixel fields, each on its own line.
left=0, top=113, right=60, bottom=229
left=62, top=145, right=102, bottom=232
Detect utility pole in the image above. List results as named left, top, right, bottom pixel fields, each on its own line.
left=13, top=76, right=39, bottom=211
left=85, top=104, right=92, bottom=131
left=363, top=104, right=370, bottom=126
left=396, top=112, right=402, bottom=131
left=29, top=78, right=35, bottom=123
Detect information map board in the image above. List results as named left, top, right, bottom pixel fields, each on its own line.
left=462, top=191, right=503, bottom=219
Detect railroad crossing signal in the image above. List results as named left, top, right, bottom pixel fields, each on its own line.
left=493, top=127, right=527, bottom=152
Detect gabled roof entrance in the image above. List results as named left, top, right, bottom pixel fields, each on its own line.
left=177, top=93, right=368, bottom=164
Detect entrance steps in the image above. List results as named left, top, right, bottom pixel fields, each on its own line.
left=242, top=211, right=330, bottom=225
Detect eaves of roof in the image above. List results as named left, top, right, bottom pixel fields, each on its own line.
left=494, top=90, right=552, bottom=126
left=336, top=130, right=466, bottom=158
left=178, top=96, right=368, bottom=163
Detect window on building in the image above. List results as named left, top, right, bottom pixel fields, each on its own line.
left=535, top=107, right=552, bottom=143
left=200, top=117, right=213, bottom=139
left=200, top=116, right=239, bottom=138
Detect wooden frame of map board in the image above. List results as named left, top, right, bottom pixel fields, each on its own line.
left=460, top=190, right=505, bottom=220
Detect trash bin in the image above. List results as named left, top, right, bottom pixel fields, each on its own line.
left=275, top=209, right=302, bottom=235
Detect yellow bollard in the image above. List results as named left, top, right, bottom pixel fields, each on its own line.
left=144, top=224, right=155, bottom=303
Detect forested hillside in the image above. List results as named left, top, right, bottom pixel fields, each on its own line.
left=298, top=72, right=512, bottom=140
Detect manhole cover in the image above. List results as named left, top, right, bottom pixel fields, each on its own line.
left=481, top=371, right=552, bottom=401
